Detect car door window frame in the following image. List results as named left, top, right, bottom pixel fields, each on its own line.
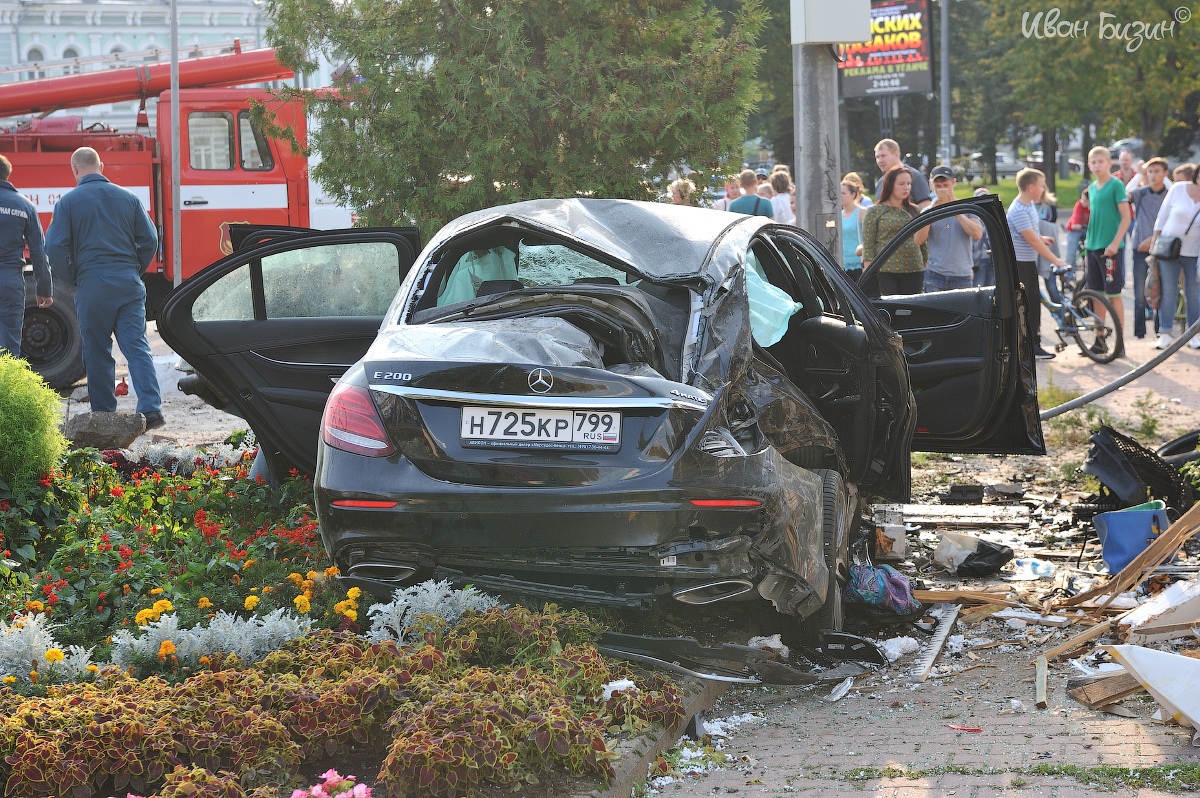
left=864, top=195, right=1012, bottom=314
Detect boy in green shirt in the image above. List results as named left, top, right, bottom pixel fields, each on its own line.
left=1084, top=146, right=1132, bottom=353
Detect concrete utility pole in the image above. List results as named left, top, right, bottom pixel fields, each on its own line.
left=790, top=0, right=870, bottom=263
left=170, top=0, right=182, bottom=288
left=794, top=45, right=841, bottom=258
left=939, top=0, right=951, bottom=166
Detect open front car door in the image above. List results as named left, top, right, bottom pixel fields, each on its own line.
left=862, top=195, right=1044, bottom=455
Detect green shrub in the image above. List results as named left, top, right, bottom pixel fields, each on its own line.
left=0, top=355, right=65, bottom=494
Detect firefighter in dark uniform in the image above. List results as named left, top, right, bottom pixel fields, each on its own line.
left=45, top=147, right=164, bottom=428
left=0, top=154, right=52, bottom=358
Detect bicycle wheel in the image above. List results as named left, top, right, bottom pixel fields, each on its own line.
left=1070, top=289, right=1123, bottom=364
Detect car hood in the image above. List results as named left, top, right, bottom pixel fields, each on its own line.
left=419, top=198, right=770, bottom=285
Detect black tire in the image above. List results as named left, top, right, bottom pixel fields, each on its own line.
left=1068, top=289, right=1123, bottom=364
left=807, top=469, right=850, bottom=636
left=22, top=276, right=85, bottom=389
left=1157, top=429, right=1200, bottom=469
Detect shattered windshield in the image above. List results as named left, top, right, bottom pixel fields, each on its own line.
left=435, top=240, right=630, bottom=306
left=517, top=241, right=629, bottom=286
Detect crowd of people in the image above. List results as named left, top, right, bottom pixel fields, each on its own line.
left=688, top=136, right=1200, bottom=362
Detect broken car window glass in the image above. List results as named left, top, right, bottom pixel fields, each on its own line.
left=516, top=241, right=628, bottom=287
left=193, top=263, right=253, bottom=321
left=261, top=242, right=401, bottom=318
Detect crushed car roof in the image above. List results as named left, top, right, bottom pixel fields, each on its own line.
left=419, top=198, right=773, bottom=284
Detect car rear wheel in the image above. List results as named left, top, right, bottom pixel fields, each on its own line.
left=805, top=469, right=850, bottom=638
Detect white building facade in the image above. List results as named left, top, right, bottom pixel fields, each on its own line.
left=0, top=0, right=330, bottom=130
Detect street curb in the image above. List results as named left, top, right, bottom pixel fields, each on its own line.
left=575, top=678, right=729, bottom=798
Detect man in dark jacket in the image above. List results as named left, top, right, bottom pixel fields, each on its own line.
left=45, top=147, right=163, bottom=428
left=0, top=154, right=52, bottom=358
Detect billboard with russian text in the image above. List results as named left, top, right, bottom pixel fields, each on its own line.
left=838, top=0, right=932, bottom=98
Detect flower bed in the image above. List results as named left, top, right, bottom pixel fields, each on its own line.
left=0, top=443, right=686, bottom=797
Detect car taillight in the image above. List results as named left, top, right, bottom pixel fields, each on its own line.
left=322, top=383, right=395, bottom=457
left=689, top=499, right=762, bottom=508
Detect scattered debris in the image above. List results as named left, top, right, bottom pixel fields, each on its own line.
left=878, top=636, right=921, bottom=663
left=746, top=634, right=789, bottom=659
left=948, top=724, right=983, bottom=733
left=874, top=503, right=1030, bottom=527
left=822, top=676, right=854, bottom=703
left=1067, top=671, right=1144, bottom=708
left=1106, top=645, right=1200, bottom=745
left=1035, top=655, right=1049, bottom=708
left=911, top=604, right=962, bottom=682
left=992, top=608, right=1074, bottom=628
left=1061, top=503, right=1200, bottom=612
left=1119, top=579, right=1200, bottom=643
left=933, top=532, right=1015, bottom=576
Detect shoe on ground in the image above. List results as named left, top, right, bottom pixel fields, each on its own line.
left=1089, top=336, right=1108, bottom=355
left=1191, top=336, right=1200, bottom=350
left=143, top=411, right=166, bottom=431
left=1034, top=348, right=1056, bottom=361
left=1155, top=334, right=1173, bottom=350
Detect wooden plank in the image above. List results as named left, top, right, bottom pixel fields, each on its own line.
left=1043, top=620, right=1113, bottom=662
left=960, top=605, right=1003, bottom=625
left=1059, top=502, right=1200, bottom=609
left=1035, top=655, right=1049, bottom=709
left=913, top=589, right=1020, bottom=607
left=873, top=503, right=1030, bottom=527
left=1067, top=671, right=1143, bottom=708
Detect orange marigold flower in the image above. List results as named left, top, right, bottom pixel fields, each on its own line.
left=293, top=595, right=311, bottom=614
left=199, top=656, right=212, bottom=667
left=197, top=597, right=213, bottom=609
left=157, top=640, right=176, bottom=660
left=149, top=587, right=164, bottom=595
left=324, top=565, right=340, bottom=578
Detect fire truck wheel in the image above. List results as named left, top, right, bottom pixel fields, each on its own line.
left=22, top=277, right=86, bottom=390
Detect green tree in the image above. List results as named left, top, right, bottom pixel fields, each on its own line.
left=264, top=0, right=764, bottom=236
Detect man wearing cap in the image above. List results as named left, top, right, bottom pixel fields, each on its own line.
left=922, top=166, right=982, bottom=292
left=873, top=139, right=931, bottom=209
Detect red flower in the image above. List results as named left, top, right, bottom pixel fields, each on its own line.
left=46, top=593, right=59, bottom=605
left=0, top=500, right=10, bottom=512
left=39, top=473, right=53, bottom=487
left=110, top=485, right=125, bottom=498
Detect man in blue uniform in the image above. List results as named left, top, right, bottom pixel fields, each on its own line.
left=46, top=147, right=164, bottom=428
left=0, top=154, right=53, bottom=358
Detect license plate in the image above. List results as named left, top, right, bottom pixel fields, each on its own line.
left=460, top=406, right=622, bottom=451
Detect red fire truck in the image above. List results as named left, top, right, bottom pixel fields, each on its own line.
left=0, top=43, right=350, bottom=387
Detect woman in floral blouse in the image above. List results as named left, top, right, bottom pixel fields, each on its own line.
left=861, top=164, right=929, bottom=296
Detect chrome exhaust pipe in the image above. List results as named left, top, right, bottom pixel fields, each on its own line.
left=347, top=562, right=417, bottom=583
left=672, top=579, right=755, bottom=605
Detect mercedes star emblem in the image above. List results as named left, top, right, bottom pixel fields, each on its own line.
left=528, top=368, right=554, bottom=393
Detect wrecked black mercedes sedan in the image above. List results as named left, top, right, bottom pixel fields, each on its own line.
left=159, top=197, right=1043, bottom=628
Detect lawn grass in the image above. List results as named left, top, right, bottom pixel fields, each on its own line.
left=952, top=177, right=1017, bottom=206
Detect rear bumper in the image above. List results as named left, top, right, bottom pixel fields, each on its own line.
left=315, top=447, right=776, bottom=605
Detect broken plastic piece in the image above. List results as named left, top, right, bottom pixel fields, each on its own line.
left=822, top=676, right=854, bottom=703
left=948, top=724, right=983, bottom=733
left=1120, top=579, right=1200, bottom=644
left=1105, top=645, right=1200, bottom=742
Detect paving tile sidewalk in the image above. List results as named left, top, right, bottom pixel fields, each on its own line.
left=676, top=660, right=1199, bottom=797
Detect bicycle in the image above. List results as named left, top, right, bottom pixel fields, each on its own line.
left=1041, top=265, right=1124, bottom=364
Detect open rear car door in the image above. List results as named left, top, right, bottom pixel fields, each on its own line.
left=158, top=228, right=421, bottom=477
left=862, top=195, right=1044, bottom=455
